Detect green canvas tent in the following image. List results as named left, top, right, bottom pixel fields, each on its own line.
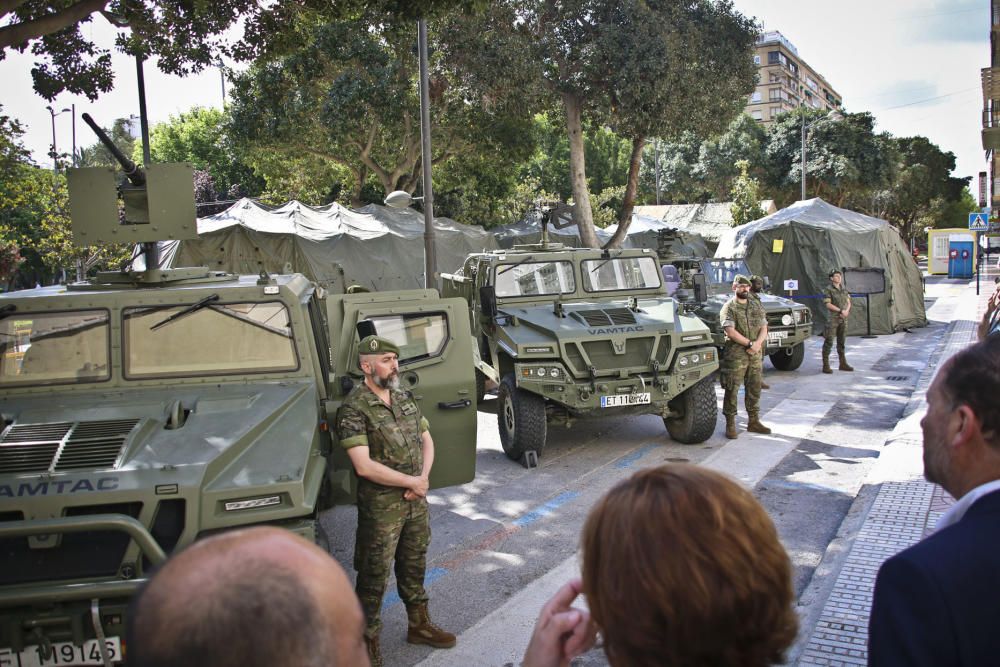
left=715, top=198, right=926, bottom=334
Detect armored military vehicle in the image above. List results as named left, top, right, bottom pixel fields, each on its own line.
left=658, top=229, right=811, bottom=371
left=0, top=118, right=476, bottom=666
left=442, top=235, right=720, bottom=463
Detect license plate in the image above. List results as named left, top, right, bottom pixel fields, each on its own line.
left=601, top=392, right=651, bottom=408
left=4, top=638, right=122, bottom=667
left=767, top=331, right=788, bottom=342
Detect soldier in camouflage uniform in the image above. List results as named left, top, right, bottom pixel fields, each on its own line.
left=749, top=275, right=770, bottom=390
left=337, top=335, right=456, bottom=667
left=821, top=269, right=854, bottom=374
left=719, top=275, right=772, bottom=439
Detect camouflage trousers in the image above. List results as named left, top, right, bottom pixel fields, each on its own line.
left=823, top=318, right=847, bottom=358
left=720, top=345, right=763, bottom=419
left=355, top=492, right=430, bottom=638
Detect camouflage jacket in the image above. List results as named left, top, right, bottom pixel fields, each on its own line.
left=338, top=383, right=430, bottom=493
left=720, top=296, right=767, bottom=347
left=822, top=284, right=852, bottom=312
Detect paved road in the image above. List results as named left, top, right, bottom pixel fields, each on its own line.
left=319, top=272, right=964, bottom=667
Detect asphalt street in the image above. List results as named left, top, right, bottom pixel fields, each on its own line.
left=318, top=270, right=970, bottom=667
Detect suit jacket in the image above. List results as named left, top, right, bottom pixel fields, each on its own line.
left=868, top=489, right=1000, bottom=666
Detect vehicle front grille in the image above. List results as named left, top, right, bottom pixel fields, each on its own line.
left=565, top=337, right=656, bottom=375
left=766, top=313, right=791, bottom=328
left=0, top=502, right=142, bottom=586
left=574, top=308, right=638, bottom=327
left=0, top=419, right=138, bottom=474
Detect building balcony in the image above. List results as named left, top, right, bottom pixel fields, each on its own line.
left=984, top=127, right=1000, bottom=151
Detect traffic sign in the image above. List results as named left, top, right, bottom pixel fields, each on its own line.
left=970, top=212, right=989, bottom=231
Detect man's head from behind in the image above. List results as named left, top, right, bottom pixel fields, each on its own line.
left=126, top=527, right=368, bottom=667
left=922, top=336, right=1000, bottom=498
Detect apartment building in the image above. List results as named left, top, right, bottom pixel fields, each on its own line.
left=983, top=0, right=1000, bottom=208
left=745, top=31, right=843, bottom=124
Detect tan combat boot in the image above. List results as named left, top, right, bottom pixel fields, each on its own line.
left=822, top=352, right=833, bottom=374
left=406, top=604, right=456, bottom=648
left=838, top=352, right=854, bottom=372
left=365, top=635, right=383, bottom=667
left=760, top=380, right=770, bottom=389
left=747, top=417, right=772, bottom=435
left=725, top=415, right=738, bottom=439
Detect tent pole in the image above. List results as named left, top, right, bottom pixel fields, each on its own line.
left=417, top=18, right=436, bottom=290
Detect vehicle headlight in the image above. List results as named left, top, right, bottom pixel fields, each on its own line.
left=549, top=368, right=559, bottom=378
left=690, top=353, right=700, bottom=363
left=678, top=356, right=689, bottom=367
left=781, top=314, right=793, bottom=326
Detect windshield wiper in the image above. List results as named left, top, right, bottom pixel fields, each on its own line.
left=589, top=250, right=622, bottom=274
left=497, top=255, right=535, bottom=275
left=150, top=294, right=220, bottom=331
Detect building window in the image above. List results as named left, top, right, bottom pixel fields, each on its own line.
left=753, top=54, right=761, bottom=65
left=751, top=110, right=763, bottom=121
left=750, top=91, right=762, bottom=103
left=770, top=106, right=782, bottom=118
left=769, top=88, right=784, bottom=102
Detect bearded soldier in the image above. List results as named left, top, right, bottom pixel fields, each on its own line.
left=337, top=335, right=455, bottom=667
left=719, top=275, right=772, bottom=439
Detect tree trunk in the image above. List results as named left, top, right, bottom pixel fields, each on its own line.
left=605, top=135, right=646, bottom=249
left=563, top=92, right=599, bottom=248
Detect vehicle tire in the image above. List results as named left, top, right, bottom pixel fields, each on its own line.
left=497, top=374, right=546, bottom=461
left=476, top=369, right=488, bottom=403
left=769, top=342, right=805, bottom=371
left=664, top=376, right=718, bottom=444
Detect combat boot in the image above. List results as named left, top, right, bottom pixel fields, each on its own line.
left=760, top=380, right=770, bottom=389
left=838, top=351, right=854, bottom=372
left=822, top=353, right=833, bottom=374
left=365, top=635, right=383, bottom=667
left=407, top=604, right=456, bottom=648
left=725, top=415, right=738, bottom=439
left=747, top=418, right=772, bottom=435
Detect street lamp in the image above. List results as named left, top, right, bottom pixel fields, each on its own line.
left=46, top=105, right=71, bottom=170
left=800, top=106, right=843, bottom=201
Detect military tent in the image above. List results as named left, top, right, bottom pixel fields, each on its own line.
left=714, top=198, right=926, bottom=335
left=158, top=198, right=498, bottom=290
left=605, top=214, right=712, bottom=258
left=493, top=213, right=614, bottom=248
left=633, top=200, right=777, bottom=248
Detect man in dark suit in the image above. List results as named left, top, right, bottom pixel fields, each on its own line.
left=868, top=335, right=1000, bottom=666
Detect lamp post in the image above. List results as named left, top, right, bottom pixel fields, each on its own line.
left=46, top=105, right=71, bottom=170
left=800, top=106, right=842, bottom=201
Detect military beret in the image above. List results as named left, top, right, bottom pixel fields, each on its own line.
left=733, top=274, right=751, bottom=286
left=359, top=335, right=399, bottom=356
left=750, top=274, right=763, bottom=283
left=828, top=268, right=842, bottom=277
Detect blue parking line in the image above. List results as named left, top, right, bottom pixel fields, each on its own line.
left=614, top=443, right=659, bottom=469
left=513, top=491, right=580, bottom=528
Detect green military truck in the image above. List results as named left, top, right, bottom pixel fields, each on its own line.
left=442, top=244, right=720, bottom=463
left=0, top=119, right=476, bottom=666
left=663, top=256, right=812, bottom=371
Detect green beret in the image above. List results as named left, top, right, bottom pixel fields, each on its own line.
left=750, top=275, right=763, bottom=283
left=733, top=274, right=751, bottom=286
left=359, top=335, right=399, bottom=356
left=828, top=268, right=842, bottom=277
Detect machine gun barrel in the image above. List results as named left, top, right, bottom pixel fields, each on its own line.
left=81, top=113, right=145, bottom=186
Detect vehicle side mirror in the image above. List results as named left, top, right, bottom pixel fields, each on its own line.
left=356, top=319, right=376, bottom=340
left=480, top=286, right=497, bottom=319
left=692, top=273, right=707, bottom=303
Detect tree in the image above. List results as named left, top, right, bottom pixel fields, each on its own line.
left=227, top=14, right=533, bottom=207
left=693, top=114, right=769, bottom=201
left=2, top=0, right=483, bottom=100
left=729, top=160, right=765, bottom=227
left=641, top=131, right=709, bottom=203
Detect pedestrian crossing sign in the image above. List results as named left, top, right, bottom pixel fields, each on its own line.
left=969, top=213, right=989, bottom=231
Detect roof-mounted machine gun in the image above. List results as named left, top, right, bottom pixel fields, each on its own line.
left=66, top=114, right=209, bottom=286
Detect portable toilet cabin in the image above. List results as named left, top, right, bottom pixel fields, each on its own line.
left=927, top=228, right=968, bottom=275
left=947, top=233, right=975, bottom=279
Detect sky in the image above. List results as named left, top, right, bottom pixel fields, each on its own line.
left=0, top=0, right=991, bottom=194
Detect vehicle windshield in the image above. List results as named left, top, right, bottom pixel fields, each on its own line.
left=494, top=261, right=576, bottom=297
left=124, top=301, right=297, bottom=378
left=581, top=256, right=661, bottom=292
left=701, top=259, right=752, bottom=287
left=0, top=310, right=110, bottom=387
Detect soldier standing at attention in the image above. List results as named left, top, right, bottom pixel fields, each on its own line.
left=749, top=275, right=770, bottom=390
left=337, top=335, right=456, bottom=667
left=720, top=275, right=772, bottom=439
left=821, top=269, right=854, bottom=374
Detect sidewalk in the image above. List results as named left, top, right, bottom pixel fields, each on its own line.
left=793, top=267, right=996, bottom=666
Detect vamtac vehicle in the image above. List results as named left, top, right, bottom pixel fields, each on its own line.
left=665, top=256, right=812, bottom=371
left=0, top=116, right=476, bottom=666
left=442, top=238, right=719, bottom=464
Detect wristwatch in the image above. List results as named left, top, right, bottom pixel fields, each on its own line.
left=745, top=341, right=753, bottom=349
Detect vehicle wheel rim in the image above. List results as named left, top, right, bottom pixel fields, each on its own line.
left=503, top=395, right=516, bottom=438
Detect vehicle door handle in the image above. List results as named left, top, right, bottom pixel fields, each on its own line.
left=438, top=399, right=472, bottom=410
